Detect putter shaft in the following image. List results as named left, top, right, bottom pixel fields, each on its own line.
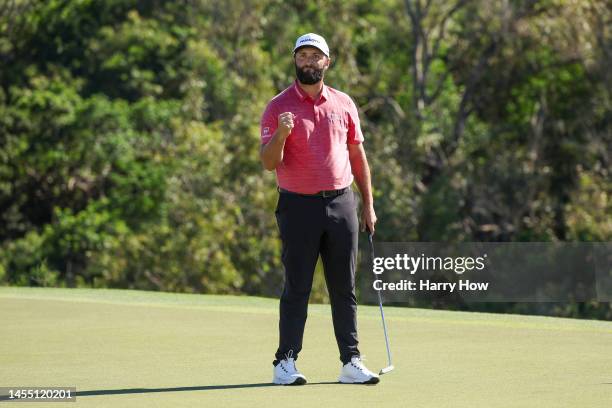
left=368, top=231, right=394, bottom=375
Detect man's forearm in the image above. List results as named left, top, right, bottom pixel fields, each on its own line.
left=351, top=154, right=374, bottom=208
left=260, top=130, right=288, bottom=170
left=349, top=144, right=378, bottom=233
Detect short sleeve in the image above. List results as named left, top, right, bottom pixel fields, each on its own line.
left=347, top=97, right=364, bottom=144
left=260, top=103, right=277, bottom=145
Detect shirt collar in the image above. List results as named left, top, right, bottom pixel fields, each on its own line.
left=320, top=84, right=329, bottom=101
left=293, top=80, right=328, bottom=103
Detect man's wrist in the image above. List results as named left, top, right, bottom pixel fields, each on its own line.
left=276, top=129, right=290, bottom=141
left=354, top=189, right=373, bottom=208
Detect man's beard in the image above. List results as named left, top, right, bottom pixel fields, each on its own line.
left=295, top=64, right=324, bottom=85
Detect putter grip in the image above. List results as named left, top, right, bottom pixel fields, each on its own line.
left=367, top=229, right=374, bottom=255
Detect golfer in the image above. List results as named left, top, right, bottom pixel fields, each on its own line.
left=260, top=33, right=379, bottom=385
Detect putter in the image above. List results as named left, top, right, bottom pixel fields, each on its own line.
left=367, top=229, right=395, bottom=375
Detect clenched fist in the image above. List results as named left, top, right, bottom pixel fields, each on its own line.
left=278, top=112, right=296, bottom=138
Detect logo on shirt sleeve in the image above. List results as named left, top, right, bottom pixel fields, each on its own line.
left=263, top=127, right=270, bottom=136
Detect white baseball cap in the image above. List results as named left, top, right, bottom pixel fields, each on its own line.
left=293, top=33, right=329, bottom=57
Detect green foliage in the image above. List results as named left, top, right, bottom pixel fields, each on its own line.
left=0, top=0, right=609, bottom=319
left=0, top=229, right=58, bottom=286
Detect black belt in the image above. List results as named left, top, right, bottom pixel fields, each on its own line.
left=278, top=186, right=350, bottom=198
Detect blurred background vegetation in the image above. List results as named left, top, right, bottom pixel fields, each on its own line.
left=0, top=0, right=610, bottom=319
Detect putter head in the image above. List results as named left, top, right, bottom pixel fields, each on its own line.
left=379, top=365, right=394, bottom=375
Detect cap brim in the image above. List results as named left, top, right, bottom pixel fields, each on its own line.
left=293, top=44, right=328, bottom=57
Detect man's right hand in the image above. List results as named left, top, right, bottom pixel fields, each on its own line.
left=260, top=112, right=295, bottom=170
left=278, top=112, right=295, bottom=138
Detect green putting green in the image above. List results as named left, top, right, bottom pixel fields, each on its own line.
left=0, top=287, right=610, bottom=407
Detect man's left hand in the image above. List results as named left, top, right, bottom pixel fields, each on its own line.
left=361, top=205, right=377, bottom=234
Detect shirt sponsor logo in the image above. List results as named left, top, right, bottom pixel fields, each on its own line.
left=327, top=112, right=343, bottom=124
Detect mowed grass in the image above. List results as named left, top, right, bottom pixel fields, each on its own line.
left=0, top=287, right=610, bottom=408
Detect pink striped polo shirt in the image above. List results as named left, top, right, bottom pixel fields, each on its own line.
left=260, top=80, right=364, bottom=194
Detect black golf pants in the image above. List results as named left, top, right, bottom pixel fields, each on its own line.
left=273, top=189, right=360, bottom=365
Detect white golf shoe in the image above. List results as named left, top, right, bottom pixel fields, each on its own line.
left=272, top=351, right=307, bottom=385
left=338, top=356, right=380, bottom=384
